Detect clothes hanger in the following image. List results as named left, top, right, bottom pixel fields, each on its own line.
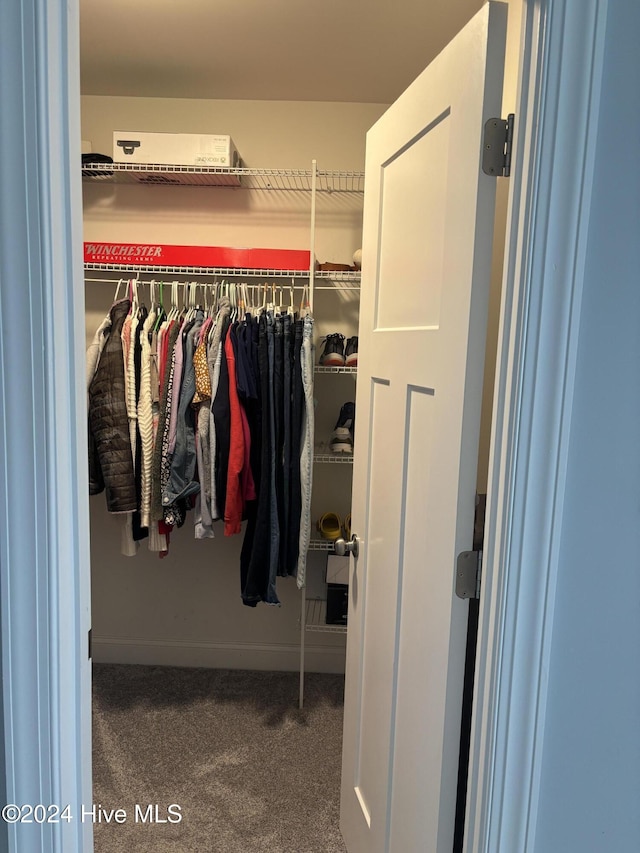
left=235, top=282, right=245, bottom=320
left=134, top=276, right=140, bottom=311
left=211, top=281, right=219, bottom=316
left=201, top=284, right=216, bottom=340
left=230, top=282, right=239, bottom=321
left=300, top=282, right=311, bottom=317
left=187, top=281, right=196, bottom=320
left=288, top=279, right=296, bottom=317
left=191, top=281, right=198, bottom=318
left=153, top=281, right=167, bottom=332
left=196, top=281, right=209, bottom=317
left=113, top=277, right=124, bottom=303
left=251, top=284, right=258, bottom=314
left=168, top=281, right=179, bottom=321
left=181, top=282, right=193, bottom=321
left=228, top=282, right=234, bottom=321
left=241, top=283, right=251, bottom=318
left=135, top=278, right=148, bottom=319
left=266, top=283, right=275, bottom=313
left=149, top=279, right=159, bottom=312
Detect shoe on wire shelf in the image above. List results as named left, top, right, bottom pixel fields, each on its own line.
left=343, top=514, right=351, bottom=540
left=319, top=333, right=345, bottom=366
left=330, top=401, right=355, bottom=454
left=316, top=512, right=342, bottom=541
left=345, top=336, right=358, bottom=367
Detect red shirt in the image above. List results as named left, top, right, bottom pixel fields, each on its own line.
left=223, top=331, right=245, bottom=536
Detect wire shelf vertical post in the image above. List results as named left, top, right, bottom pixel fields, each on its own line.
left=309, top=159, right=317, bottom=314
left=299, top=585, right=306, bottom=709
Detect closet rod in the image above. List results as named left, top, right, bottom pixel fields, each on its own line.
left=84, top=263, right=313, bottom=278
left=84, top=277, right=314, bottom=290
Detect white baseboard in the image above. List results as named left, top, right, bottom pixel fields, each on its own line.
left=92, top=636, right=346, bottom=674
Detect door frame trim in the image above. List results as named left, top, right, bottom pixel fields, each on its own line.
left=464, top=1, right=608, bottom=850
left=0, top=0, right=93, bottom=850
left=0, top=0, right=610, bottom=851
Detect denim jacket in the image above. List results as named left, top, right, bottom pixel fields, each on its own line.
left=163, top=310, right=204, bottom=507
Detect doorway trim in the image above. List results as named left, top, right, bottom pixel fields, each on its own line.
left=0, top=0, right=610, bottom=851
left=0, top=0, right=93, bottom=850
left=464, top=0, right=608, bottom=850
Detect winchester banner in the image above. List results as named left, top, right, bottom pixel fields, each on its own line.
left=83, top=242, right=312, bottom=270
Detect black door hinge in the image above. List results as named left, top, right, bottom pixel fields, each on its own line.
left=88, top=628, right=92, bottom=660
left=482, top=113, right=515, bottom=178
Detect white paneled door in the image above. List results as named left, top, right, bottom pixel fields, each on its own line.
left=340, top=4, right=507, bottom=852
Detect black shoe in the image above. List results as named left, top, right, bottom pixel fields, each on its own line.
left=345, top=336, right=358, bottom=367
left=319, top=333, right=345, bottom=366
left=330, top=401, right=355, bottom=453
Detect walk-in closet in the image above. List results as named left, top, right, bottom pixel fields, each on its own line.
left=5, top=0, right=635, bottom=850
left=79, top=2, right=522, bottom=851
left=84, top=115, right=372, bottom=853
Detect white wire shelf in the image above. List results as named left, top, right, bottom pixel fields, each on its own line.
left=314, top=286, right=360, bottom=291
left=82, top=163, right=365, bottom=193
left=313, top=453, right=354, bottom=464
left=307, top=538, right=337, bottom=552
left=315, top=271, right=360, bottom=282
left=84, top=264, right=360, bottom=283
left=304, top=598, right=348, bottom=634
left=314, top=270, right=361, bottom=291
left=314, top=365, right=358, bottom=375
left=85, top=263, right=312, bottom=278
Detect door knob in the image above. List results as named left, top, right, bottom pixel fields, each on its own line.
left=334, top=534, right=359, bottom=559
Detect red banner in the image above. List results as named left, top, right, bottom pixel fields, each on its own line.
left=84, top=242, right=312, bottom=270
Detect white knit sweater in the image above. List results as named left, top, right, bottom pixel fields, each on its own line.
left=138, top=311, right=156, bottom=528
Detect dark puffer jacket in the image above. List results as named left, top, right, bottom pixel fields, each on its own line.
left=88, top=299, right=137, bottom=513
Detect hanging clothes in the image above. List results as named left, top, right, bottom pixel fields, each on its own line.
left=165, top=308, right=204, bottom=506
left=138, top=309, right=156, bottom=529
left=223, top=324, right=245, bottom=536
left=240, top=311, right=277, bottom=605
left=193, top=317, right=215, bottom=539
left=239, top=306, right=313, bottom=604
left=286, top=317, right=305, bottom=575
left=87, top=298, right=137, bottom=513
left=207, top=295, right=231, bottom=523
left=296, top=313, right=315, bottom=588
left=87, top=281, right=314, bottom=605
left=86, top=313, right=111, bottom=388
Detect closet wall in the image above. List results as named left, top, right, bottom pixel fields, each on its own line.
left=82, top=96, right=386, bottom=672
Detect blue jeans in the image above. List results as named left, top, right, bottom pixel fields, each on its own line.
left=266, top=311, right=280, bottom=601
left=164, top=311, right=204, bottom=505
left=283, top=318, right=303, bottom=576
left=241, top=313, right=280, bottom=606
left=274, top=314, right=285, bottom=575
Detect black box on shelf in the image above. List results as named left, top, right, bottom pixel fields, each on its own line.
left=326, top=583, right=349, bottom=625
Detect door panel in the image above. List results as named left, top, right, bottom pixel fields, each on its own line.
left=340, top=4, right=507, bottom=852
left=355, top=377, right=396, bottom=827
left=376, top=113, right=450, bottom=330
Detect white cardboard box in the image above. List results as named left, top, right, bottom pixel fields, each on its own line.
left=113, top=131, right=241, bottom=168
left=326, top=555, right=350, bottom=586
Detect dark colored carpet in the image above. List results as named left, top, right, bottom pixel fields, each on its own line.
left=92, top=664, right=347, bottom=853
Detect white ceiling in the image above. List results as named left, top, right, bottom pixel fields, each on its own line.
left=80, top=0, right=485, bottom=104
